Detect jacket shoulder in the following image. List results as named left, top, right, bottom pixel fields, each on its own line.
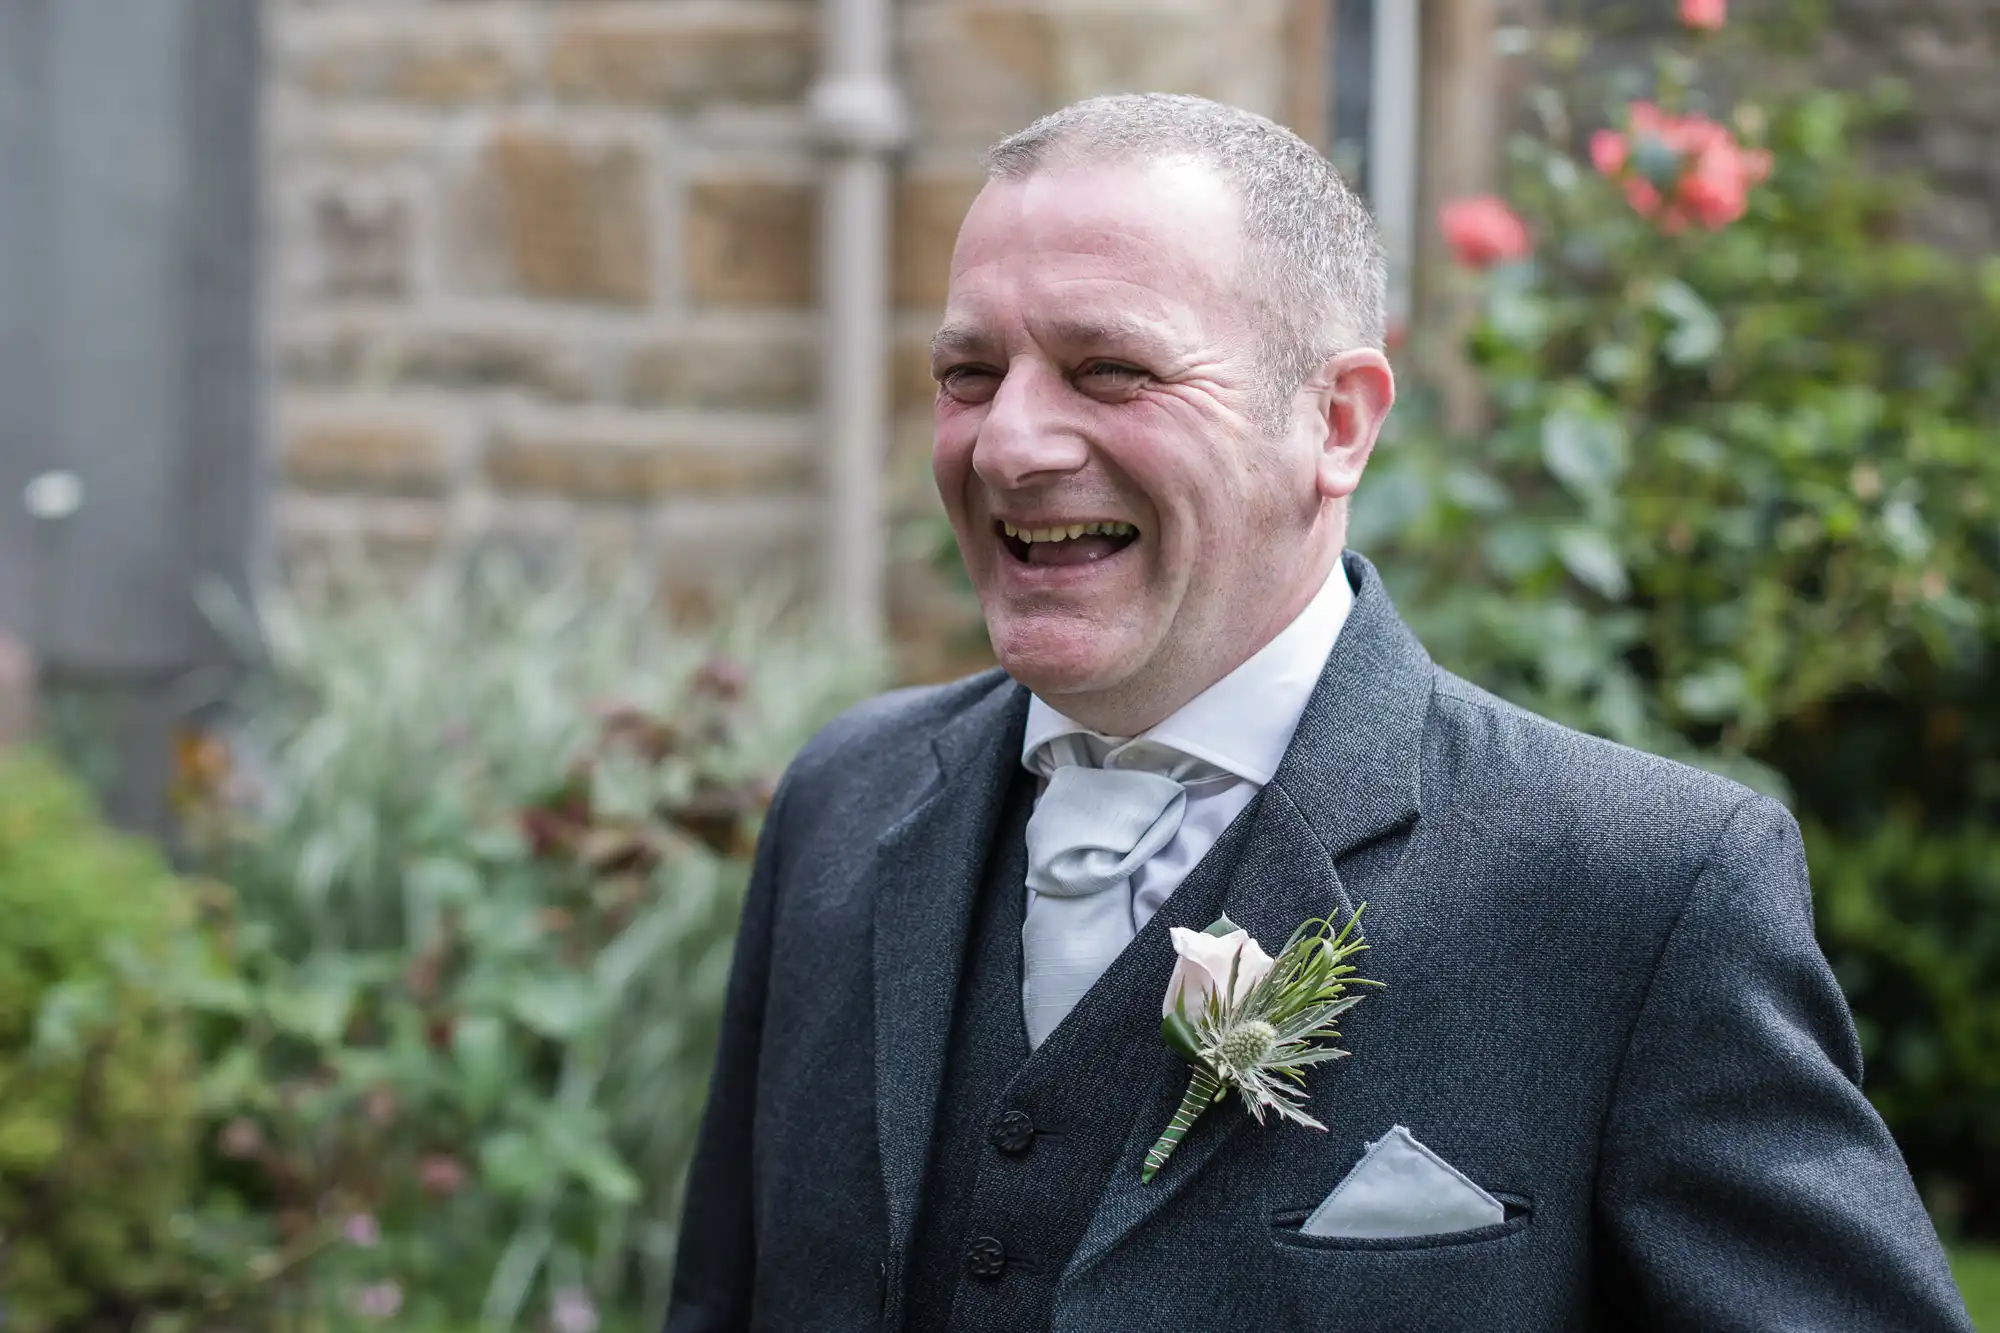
left=1424, top=670, right=1772, bottom=898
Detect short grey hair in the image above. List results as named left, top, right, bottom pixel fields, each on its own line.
left=984, top=93, right=1387, bottom=411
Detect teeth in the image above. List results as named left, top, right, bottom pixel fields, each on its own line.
left=1002, top=520, right=1139, bottom=543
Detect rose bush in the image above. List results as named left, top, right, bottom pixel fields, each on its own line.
left=1369, top=7, right=2000, bottom=1238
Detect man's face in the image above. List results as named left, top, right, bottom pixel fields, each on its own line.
left=931, top=160, right=1330, bottom=724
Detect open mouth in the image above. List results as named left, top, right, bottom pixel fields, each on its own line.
left=997, top=519, right=1140, bottom=567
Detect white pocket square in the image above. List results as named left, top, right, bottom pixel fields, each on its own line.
left=1301, top=1124, right=1506, bottom=1240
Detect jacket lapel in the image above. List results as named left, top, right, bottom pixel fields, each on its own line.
left=1067, top=551, right=1436, bottom=1280
left=870, top=674, right=1029, bottom=1294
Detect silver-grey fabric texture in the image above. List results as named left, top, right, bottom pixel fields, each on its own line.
left=1021, top=735, right=1223, bottom=1048
left=666, top=551, right=1974, bottom=1333
left=1300, top=1123, right=1506, bottom=1239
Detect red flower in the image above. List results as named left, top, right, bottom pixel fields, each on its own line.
left=1439, top=196, right=1532, bottom=270
left=1680, top=0, right=1726, bottom=31
left=1589, top=130, right=1628, bottom=176
left=1592, top=102, right=1770, bottom=232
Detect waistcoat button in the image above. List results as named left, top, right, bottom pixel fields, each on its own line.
left=989, top=1109, right=1036, bottom=1155
left=964, top=1234, right=1007, bottom=1280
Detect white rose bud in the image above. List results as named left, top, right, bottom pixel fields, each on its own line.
left=1162, top=926, right=1276, bottom=1019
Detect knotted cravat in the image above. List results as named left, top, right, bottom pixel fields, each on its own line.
left=1020, top=734, right=1226, bottom=1049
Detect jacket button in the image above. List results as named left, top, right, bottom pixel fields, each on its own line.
left=964, top=1234, right=1007, bottom=1280
left=989, top=1110, right=1036, bottom=1155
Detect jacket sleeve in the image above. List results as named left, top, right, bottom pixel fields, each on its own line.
left=663, top=772, right=794, bottom=1333
left=1595, top=794, right=1973, bottom=1332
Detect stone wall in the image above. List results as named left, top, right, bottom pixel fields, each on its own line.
left=267, top=0, right=1297, bottom=639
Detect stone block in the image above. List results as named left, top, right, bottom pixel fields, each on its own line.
left=392, top=325, right=606, bottom=403
left=273, top=109, right=439, bottom=172
left=900, top=6, right=1060, bottom=149
left=446, top=125, right=655, bottom=307
left=276, top=320, right=370, bottom=389
left=654, top=493, right=821, bottom=614
left=278, top=316, right=606, bottom=402
left=487, top=415, right=812, bottom=500
left=1047, top=3, right=1290, bottom=120
left=284, top=12, right=533, bottom=107
left=549, top=5, right=815, bottom=109
left=282, top=409, right=459, bottom=498
left=622, top=325, right=818, bottom=409
left=307, top=181, right=416, bottom=298
left=894, top=175, right=983, bottom=310
left=685, top=177, right=817, bottom=309
left=275, top=495, right=455, bottom=586
left=900, top=1, right=1288, bottom=150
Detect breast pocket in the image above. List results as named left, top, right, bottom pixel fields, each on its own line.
left=1268, top=1191, right=1534, bottom=1253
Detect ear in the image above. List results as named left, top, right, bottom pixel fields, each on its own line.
left=1297, top=349, right=1396, bottom=503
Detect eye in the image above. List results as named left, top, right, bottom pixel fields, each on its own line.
left=936, top=364, right=1000, bottom=404
left=1077, top=361, right=1147, bottom=390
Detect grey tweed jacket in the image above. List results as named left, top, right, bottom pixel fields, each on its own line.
left=667, top=551, right=1972, bottom=1332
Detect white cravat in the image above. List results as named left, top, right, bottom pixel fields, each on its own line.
left=1017, top=561, right=1355, bottom=1037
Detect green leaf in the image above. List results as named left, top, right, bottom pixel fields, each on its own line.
left=1203, top=915, right=1240, bottom=938
left=453, top=1014, right=512, bottom=1113
left=1652, top=281, right=1723, bottom=365
left=1881, top=499, right=1932, bottom=561
left=1556, top=528, right=1630, bottom=600
left=481, top=1130, right=560, bottom=1200
left=33, top=979, right=112, bottom=1059
left=406, top=855, right=482, bottom=906
left=1542, top=410, right=1628, bottom=498
left=1676, top=663, right=1748, bottom=722
left=197, top=1045, right=271, bottom=1112
left=465, top=824, right=531, bottom=864
left=264, top=979, right=354, bottom=1046
left=1442, top=467, right=1509, bottom=514
left=566, top=1138, right=641, bottom=1207
left=182, top=971, right=255, bottom=1017
left=1162, top=1012, right=1205, bottom=1067
left=1484, top=523, right=1549, bottom=579
left=509, top=975, right=604, bottom=1041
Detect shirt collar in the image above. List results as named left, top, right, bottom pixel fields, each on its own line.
left=1021, top=559, right=1355, bottom=786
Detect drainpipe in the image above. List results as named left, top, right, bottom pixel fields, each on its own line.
left=1370, top=0, right=1422, bottom=331
left=809, top=0, right=908, bottom=645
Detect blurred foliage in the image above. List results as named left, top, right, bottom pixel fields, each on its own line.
left=1954, top=1246, right=2000, bottom=1330
left=170, top=553, right=879, bottom=1329
left=1362, top=15, right=2000, bottom=1236
left=0, top=747, right=211, bottom=1332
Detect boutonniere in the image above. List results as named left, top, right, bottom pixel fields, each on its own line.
left=1142, top=909, right=1376, bottom=1182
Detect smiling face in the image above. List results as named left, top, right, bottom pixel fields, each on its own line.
left=931, top=158, right=1382, bottom=733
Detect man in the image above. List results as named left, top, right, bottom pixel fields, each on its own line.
left=668, top=94, right=1971, bottom=1332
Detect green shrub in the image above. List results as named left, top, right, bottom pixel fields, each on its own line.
left=1363, top=13, right=2000, bottom=1234
left=0, top=747, right=208, bottom=1332
left=1953, top=1246, right=2000, bottom=1330
left=180, top=553, right=879, bottom=1328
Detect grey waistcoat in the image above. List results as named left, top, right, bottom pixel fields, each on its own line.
left=901, top=765, right=1257, bottom=1332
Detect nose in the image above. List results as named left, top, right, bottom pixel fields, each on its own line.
left=971, top=361, right=1091, bottom=492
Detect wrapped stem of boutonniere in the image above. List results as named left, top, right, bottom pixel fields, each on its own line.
left=1142, top=909, right=1375, bottom=1183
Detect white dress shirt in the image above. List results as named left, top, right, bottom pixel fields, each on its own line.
left=1020, top=560, right=1355, bottom=931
